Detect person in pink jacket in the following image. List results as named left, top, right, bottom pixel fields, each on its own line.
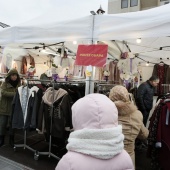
left=55, top=93, right=134, bottom=170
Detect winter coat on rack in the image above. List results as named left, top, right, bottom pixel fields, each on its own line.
left=38, top=87, right=72, bottom=139
left=152, top=63, right=169, bottom=83
left=20, top=55, right=35, bottom=74
left=152, top=63, right=169, bottom=95
left=166, top=66, right=170, bottom=84
left=147, top=99, right=170, bottom=170
left=55, top=94, right=134, bottom=170
left=11, top=86, right=40, bottom=129
left=20, top=57, right=27, bottom=74
left=156, top=101, right=170, bottom=170
left=147, top=102, right=162, bottom=170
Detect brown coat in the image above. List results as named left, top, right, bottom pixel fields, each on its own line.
left=21, top=55, right=35, bottom=74
left=114, top=101, right=149, bottom=167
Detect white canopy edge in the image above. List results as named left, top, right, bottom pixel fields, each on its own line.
left=0, top=4, right=169, bottom=44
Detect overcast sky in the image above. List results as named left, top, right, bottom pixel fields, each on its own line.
left=0, top=0, right=108, bottom=26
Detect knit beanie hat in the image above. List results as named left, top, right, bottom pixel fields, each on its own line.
left=6, top=68, right=19, bottom=78
left=109, top=85, right=130, bottom=102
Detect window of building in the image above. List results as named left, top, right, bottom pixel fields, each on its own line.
left=130, top=0, right=138, bottom=7
left=121, top=0, right=128, bottom=8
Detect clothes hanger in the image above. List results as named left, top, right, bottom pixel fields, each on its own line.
left=159, top=58, right=164, bottom=65
left=163, top=98, right=170, bottom=103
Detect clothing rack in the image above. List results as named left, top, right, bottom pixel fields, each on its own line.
left=147, top=98, right=170, bottom=169
left=33, top=80, right=60, bottom=160
left=13, top=79, right=56, bottom=160
left=33, top=79, right=86, bottom=160
left=13, top=78, right=86, bottom=161
left=0, top=73, right=38, bottom=77
left=95, top=83, right=118, bottom=94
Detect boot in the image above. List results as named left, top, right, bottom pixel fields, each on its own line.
left=9, top=135, right=14, bottom=147
left=0, top=135, right=5, bottom=147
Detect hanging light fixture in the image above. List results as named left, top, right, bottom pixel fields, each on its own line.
left=41, top=45, right=46, bottom=53
left=136, top=38, right=141, bottom=43
left=146, top=61, right=149, bottom=66
left=73, top=41, right=77, bottom=45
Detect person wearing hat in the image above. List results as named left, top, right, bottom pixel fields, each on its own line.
left=0, top=69, right=21, bottom=147
left=55, top=93, right=134, bottom=170
left=109, top=85, right=149, bottom=168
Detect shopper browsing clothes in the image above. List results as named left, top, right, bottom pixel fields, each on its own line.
left=136, top=75, right=159, bottom=126
left=0, top=69, right=21, bottom=147
left=55, top=94, right=134, bottom=170
left=109, top=85, right=148, bottom=167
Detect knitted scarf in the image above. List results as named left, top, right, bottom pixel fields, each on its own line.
left=67, top=125, right=124, bottom=159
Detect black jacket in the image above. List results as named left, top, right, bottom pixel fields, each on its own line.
left=136, top=81, right=154, bottom=113
left=37, top=88, right=72, bottom=139
left=11, top=86, right=42, bottom=129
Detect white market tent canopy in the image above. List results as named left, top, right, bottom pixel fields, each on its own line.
left=0, top=4, right=170, bottom=44
left=0, top=3, right=170, bottom=66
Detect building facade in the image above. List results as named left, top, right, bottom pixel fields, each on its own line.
left=108, top=0, right=170, bottom=14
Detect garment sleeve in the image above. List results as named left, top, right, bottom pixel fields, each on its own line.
left=37, top=100, right=45, bottom=130
left=11, top=90, right=18, bottom=127
left=30, top=91, right=38, bottom=129
left=1, top=83, right=16, bottom=97
left=152, top=64, right=157, bottom=76
left=62, top=95, right=73, bottom=130
left=155, top=105, right=164, bottom=147
left=137, top=111, right=149, bottom=140
left=166, top=66, right=170, bottom=84
left=138, top=124, right=149, bottom=140
left=136, top=84, right=147, bottom=112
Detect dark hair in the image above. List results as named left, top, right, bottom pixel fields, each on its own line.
left=149, top=75, right=159, bottom=81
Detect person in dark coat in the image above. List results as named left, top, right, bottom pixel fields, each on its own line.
left=136, top=75, right=159, bottom=126
left=0, top=69, right=21, bottom=147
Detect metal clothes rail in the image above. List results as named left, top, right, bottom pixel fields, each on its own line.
left=13, top=79, right=86, bottom=160
left=13, top=79, right=57, bottom=160
left=95, top=83, right=120, bottom=93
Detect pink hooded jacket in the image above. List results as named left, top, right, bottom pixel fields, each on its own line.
left=55, top=94, right=134, bottom=170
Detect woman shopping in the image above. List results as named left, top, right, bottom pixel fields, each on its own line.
left=0, top=69, right=21, bottom=147
left=109, top=85, right=149, bottom=167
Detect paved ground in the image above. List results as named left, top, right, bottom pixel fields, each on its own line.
left=0, top=130, right=151, bottom=170
left=0, top=155, right=34, bottom=170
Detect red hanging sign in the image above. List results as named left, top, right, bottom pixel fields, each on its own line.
left=75, top=44, right=108, bottom=67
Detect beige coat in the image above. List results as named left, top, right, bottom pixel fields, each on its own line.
left=114, top=101, right=149, bottom=167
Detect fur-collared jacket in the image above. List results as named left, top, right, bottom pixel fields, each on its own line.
left=114, top=101, right=149, bottom=166
left=37, top=88, right=72, bottom=139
